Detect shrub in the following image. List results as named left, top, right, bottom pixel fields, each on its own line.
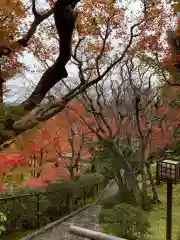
left=177, top=227, right=180, bottom=240
left=44, top=174, right=104, bottom=220
left=0, top=173, right=105, bottom=235
left=0, top=212, right=7, bottom=236
left=170, top=127, right=180, bottom=156
left=100, top=203, right=150, bottom=240
left=0, top=104, right=27, bottom=144
left=76, top=173, right=104, bottom=187
left=100, top=191, right=121, bottom=209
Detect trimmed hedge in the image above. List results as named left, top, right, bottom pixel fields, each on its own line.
left=0, top=173, right=105, bottom=236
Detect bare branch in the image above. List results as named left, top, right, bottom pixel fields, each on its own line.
left=26, top=17, right=146, bottom=124
left=17, top=1, right=54, bottom=48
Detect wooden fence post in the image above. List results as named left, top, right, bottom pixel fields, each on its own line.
left=67, top=192, right=70, bottom=214
left=96, top=183, right=99, bottom=195
left=37, top=194, right=40, bottom=229
left=83, top=188, right=86, bottom=205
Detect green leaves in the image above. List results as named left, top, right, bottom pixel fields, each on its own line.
left=169, top=126, right=180, bottom=156
left=0, top=212, right=7, bottom=235
left=92, top=139, right=140, bottom=178
left=0, top=103, right=27, bottom=144
left=0, top=212, right=7, bottom=222
left=100, top=203, right=150, bottom=240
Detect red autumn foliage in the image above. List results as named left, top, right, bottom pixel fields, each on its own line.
left=21, top=159, right=81, bottom=188
left=21, top=178, right=48, bottom=188
left=146, top=107, right=180, bottom=156
left=0, top=100, right=179, bottom=190
left=0, top=153, right=25, bottom=190
left=0, top=153, right=24, bottom=169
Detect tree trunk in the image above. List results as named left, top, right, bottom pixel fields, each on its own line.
left=141, top=164, right=151, bottom=210
left=114, top=175, right=120, bottom=185
left=146, top=164, right=161, bottom=203
left=124, top=171, right=133, bottom=191
left=140, top=144, right=150, bottom=210
left=115, top=162, right=141, bottom=204
left=91, top=163, right=96, bottom=173
left=36, top=150, right=44, bottom=178
left=156, top=161, right=161, bottom=185
left=69, top=166, right=74, bottom=179
left=0, top=70, right=4, bottom=103
left=75, top=164, right=79, bottom=173
left=125, top=170, right=141, bottom=206
left=115, top=170, right=124, bottom=193
left=110, top=142, right=141, bottom=207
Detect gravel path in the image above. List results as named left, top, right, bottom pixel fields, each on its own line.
left=29, top=205, right=102, bottom=240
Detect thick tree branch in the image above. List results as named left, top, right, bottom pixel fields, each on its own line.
left=0, top=0, right=149, bottom=149
left=12, top=13, right=146, bottom=130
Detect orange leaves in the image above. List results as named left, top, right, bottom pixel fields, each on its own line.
left=0, top=153, right=24, bottom=189
left=0, top=0, right=26, bottom=81
left=86, top=42, right=112, bottom=53
left=18, top=100, right=92, bottom=164
left=0, top=0, right=26, bottom=46
left=134, top=1, right=170, bottom=55
left=136, top=34, right=162, bottom=53
left=75, top=0, right=125, bottom=40
left=1, top=53, right=21, bottom=80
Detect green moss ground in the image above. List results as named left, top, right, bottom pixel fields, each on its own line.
left=147, top=183, right=180, bottom=240
left=2, top=229, right=34, bottom=240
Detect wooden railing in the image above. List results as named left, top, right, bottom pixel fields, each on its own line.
left=0, top=180, right=106, bottom=235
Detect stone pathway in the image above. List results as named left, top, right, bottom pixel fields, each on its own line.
left=29, top=205, right=102, bottom=240
left=22, top=181, right=118, bottom=240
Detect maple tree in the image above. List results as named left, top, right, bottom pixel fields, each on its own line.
left=0, top=0, right=178, bottom=147
left=0, top=153, right=25, bottom=191
left=7, top=102, right=92, bottom=188
left=0, top=0, right=159, bottom=130
left=66, top=53, right=180, bottom=209
left=120, top=56, right=179, bottom=207
left=0, top=0, right=180, bottom=195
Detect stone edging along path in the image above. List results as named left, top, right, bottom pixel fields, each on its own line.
left=21, top=179, right=115, bottom=240
left=21, top=204, right=93, bottom=240
left=24, top=205, right=102, bottom=240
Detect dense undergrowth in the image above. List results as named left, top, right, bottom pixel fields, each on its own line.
left=99, top=184, right=150, bottom=240
left=0, top=173, right=106, bottom=238
left=99, top=181, right=180, bottom=240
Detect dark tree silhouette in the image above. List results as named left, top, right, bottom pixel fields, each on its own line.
left=21, top=0, right=80, bottom=111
